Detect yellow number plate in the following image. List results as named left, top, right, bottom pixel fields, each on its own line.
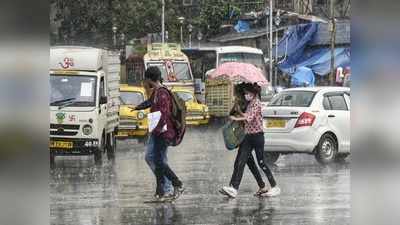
left=50, top=141, right=73, bottom=149
left=266, top=119, right=286, bottom=128
left=118, top=130, right=139, bottom=136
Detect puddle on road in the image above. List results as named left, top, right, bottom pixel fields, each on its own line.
left=50, top=126, right=350, bottom=225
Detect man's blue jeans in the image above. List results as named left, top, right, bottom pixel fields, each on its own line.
left=145, top=134, right=173, bottom=194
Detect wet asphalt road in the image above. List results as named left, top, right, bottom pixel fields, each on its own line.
left=50, top=124, right=350, bottom=225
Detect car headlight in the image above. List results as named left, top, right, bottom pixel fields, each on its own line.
left=82, top=124, right=93, bottom=135
left=204, top=107, right=209, bottom=113
left=137, top=111, right=145, bottom=120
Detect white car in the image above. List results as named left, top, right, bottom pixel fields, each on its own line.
left=262, top=87, right=350, bottom=164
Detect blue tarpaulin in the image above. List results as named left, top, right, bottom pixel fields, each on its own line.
left=291, top=66, right=315, bottom=87
left=275, top=22, right=350, bottom=77
left=234, top=20, right=250, bottom=33
left=274, top=23, right=319, bottom=59
left=280, top=47, right=351, bottom=76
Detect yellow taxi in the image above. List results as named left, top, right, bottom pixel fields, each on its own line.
left=171, top=87, right=210, bottom=125
left=117, top=85, right=149, bottom=141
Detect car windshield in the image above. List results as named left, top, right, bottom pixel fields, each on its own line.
left=269, top=91, right=316, bottom=107
left=175, top=91, right=194, bottom=102
left=218, top=53, right=266, bottom=75
left=120, top=91, right=144, bottom=106
left=147, top=62, right=192, bottom=82
left=260, top=86, right=275, bottom=102
left=50, top=75, right=97, bottom=107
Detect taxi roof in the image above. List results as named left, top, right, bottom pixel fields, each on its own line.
left=170, top=86, right=194, bottom=92
left=120, top=84, right=145, bottom=93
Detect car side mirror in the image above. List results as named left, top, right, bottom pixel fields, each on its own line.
left=99, top=96, right=108, bottom=105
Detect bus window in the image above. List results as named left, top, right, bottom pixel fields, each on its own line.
left=173, top=63, right=192, bottom=81
left=183, top=50, right=216, bottom=81
left=147, top=62, right=192, bottom=82
left=147, top=63, right=168, bottom=80
left=218, top=53, right=266, bottom=75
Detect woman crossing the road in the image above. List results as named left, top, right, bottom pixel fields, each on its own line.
left=220, top=83, right=281, bottom=198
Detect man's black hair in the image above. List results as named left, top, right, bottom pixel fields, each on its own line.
left=144, top=66, right=162, bottom=82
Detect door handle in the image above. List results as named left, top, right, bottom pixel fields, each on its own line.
left=328, top=114, right=335, bottom=118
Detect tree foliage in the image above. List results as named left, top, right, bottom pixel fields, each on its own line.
left=193, top=0, right=240, bottom=37
left=50, top=0, right=245, bottom=47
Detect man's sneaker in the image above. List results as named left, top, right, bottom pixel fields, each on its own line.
left=163, top=192, right=175, bottom=200
left=173, top=185, right=185, bottom=199
left=261, top=186, right=281, bottom=197
left=222, top=186, right=238, bottom=198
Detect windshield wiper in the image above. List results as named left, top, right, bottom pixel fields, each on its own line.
left=52, top=98, right=77, bottom=110
left=50, top=98, right=76, bottom=106
left=58, top=100, right=78, bottom=110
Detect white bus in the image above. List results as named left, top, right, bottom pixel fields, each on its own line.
left=183, top=46, right=266, bottom=78
left=183, top=46, right=268, bottom=102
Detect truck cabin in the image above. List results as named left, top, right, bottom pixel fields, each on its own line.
left=49, top=47, right=108, bottom=109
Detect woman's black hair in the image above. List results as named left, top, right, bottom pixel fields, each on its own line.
left=144, top=66, right=162, bottom=82
left=243, top=83, right=261, bottom=99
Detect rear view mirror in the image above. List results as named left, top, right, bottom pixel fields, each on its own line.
left=100, top=96, right=108, bottom=104
left=205, top=69, right=216, bottom=78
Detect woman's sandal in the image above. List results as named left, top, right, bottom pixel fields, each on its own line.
left=254, top=188, right=269, bottom=197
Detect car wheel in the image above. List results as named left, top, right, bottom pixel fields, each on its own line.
left=50, top=153, right=55, bottom=168
left=139, top=135, right=149, bottom=145
left=94, top=136, right=105, bottom=165
left=335, top=153, right=349, bottom=162
left=315, top=133, right=338, bottom=165
left=106, top=132, right=116, bottom=160
left=264, top=152, right=280, bottom=164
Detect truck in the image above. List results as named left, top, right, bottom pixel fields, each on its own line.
left=49, top=46, right=120, bottom=165
left=143, top=43, right=195, bottom=92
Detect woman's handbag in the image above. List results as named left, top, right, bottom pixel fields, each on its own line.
left=222, top=120, right=246, bottom=150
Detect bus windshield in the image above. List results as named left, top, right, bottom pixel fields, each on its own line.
left=147, top=62, right=192, bottom=82
left=218, top=53, right=266, bottom=75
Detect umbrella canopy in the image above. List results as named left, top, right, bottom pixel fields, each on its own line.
left=209, top=62, right=269, bottom=86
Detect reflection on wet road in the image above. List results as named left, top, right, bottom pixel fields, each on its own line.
left=50, top=124, right=350, bottom=225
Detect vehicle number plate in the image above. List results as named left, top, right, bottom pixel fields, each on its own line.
left=266, top=119, right=286, bottom=128
left=50, top=141, right=73, bottom=149
left=118, top=130, right=138, bottom=136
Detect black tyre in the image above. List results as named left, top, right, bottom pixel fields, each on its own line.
left=315, top=133, right=338, bottom=165
left=50, top=153, right=55, bottom=168
left=264, top=152, right=280, bottom=164
left=106, top=132, right=116, bottom=160
left=335, top=153, right=350, bottom=162
left=94, top=150, right=102, bottom=165
left=139, top=134, right=149, bottom=145
left=94, top=135, right=105, bottom=165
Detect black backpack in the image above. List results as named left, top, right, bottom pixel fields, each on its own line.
left=160, top=87, right=187, bottom=146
